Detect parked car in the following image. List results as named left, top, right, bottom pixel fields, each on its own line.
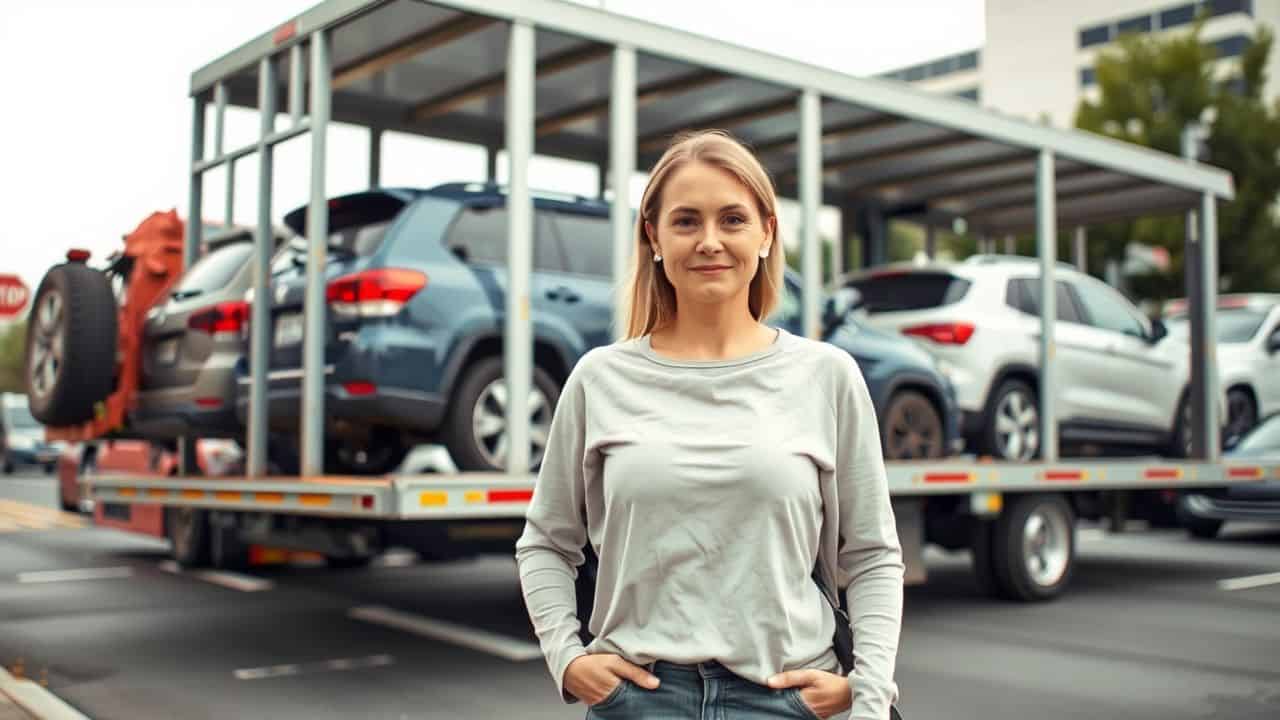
left=1176, top=412, right=1280, bottom=538
left=1163, top=293, right=1280, bottom=445
left=57, top=438, right=244, bottom=513
left=241, top=183, right=961, bottom=474
left=1, top=393, right=62, bottom=474
left=133, top=227, right=284, bottom=440
left=843, top=255, right=1222, bottom=461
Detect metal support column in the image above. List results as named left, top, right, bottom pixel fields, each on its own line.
left=799, top=89, right=822, bottom=339
left=924, top=225, right=937, bottom=261
left=225, top=159, right=236, bottom=228
left=1198, top=191, right=1220, bottom=460
left=213, top=82, right=227, bottom=159
left=486, top=147, right=498, bottom=184
left=186, top=98, right=206, bottom=270
left=247, top=57, right=277, bottom=478
left=830, top=216, right=844, bottom=289
left=369, top=128, right=382, bottom=189
left=1074, top=227, right=1087, bottom=272
left=1037, top=149, right=1059, bottom=462
left=301, top=30, right=331, bottom=477
left=504, top=21, right=535, bottom=475
left=1003, top=234, right=1015, bottom=255
left=610, top=44, right=636, bottom=340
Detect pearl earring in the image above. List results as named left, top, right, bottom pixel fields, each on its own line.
left=759, top=249, right=769, bottom=258
left=653, top=253, right=663, bottom=263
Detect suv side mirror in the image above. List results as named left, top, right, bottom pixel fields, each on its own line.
left=822, top=287, right=864, bottom=332
left=1148, top=318, right=1168, bottom=344
left=1267, top=328, right=1280, bottom=354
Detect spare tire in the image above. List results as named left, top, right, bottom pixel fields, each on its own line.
left=25, top=263, right=118, bottom=425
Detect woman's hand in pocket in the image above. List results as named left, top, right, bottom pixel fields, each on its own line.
left=767, top=669, right=851, bottom=718
left=564, top=654, right=661, bottom=706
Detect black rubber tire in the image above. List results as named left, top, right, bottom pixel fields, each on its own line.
left=1225, top=388, right=1257, bottom=447
left=990, top=494, right=1075, bottom=602
left=1176, top=498, right=1224, bottom=540
left=327, top=555, right=374, bottom=570
left=24, top=263, right=118, bottom=426
left=326, top=429, right=409, bottom=476
left=209, top=511, right=250, bottom=570
left=1169, top=393, right=1193, bottom=458
left=970, top=518, right=1002, bottom=599
left=881, top=389, right=945, bottom=460
left=981, top=378, right=1040, bottom=461
left=166, top=507, right=211, bottom=568
left=442, top=356, right=560, bottom=472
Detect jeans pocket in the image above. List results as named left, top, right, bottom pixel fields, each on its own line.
left=588, top=679, right=629, bottom=712
left=784, top=688, right=825, bottom=720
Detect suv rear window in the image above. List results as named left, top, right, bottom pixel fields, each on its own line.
left=283, top=192, right=409, bottom=258
left=849, top=272, right=971, bottom=312
left=1006, top=278, right=1083, bottom=323
left=174, top=242, right=253, bottom=295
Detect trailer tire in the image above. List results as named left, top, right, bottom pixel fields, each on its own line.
left=25, top=263, right=118, bottom=426
left=990, top=494, right=1075, bottom=602
left=443, top=357, right=559, bottom=472
left=166, top=506, right=211, bottom=568
left=210, top=511, right=250, bottom=570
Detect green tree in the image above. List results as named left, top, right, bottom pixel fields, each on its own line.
left=1075, top=20, right=1280, bottom=298
left=0, top=320, right=27, bottom=393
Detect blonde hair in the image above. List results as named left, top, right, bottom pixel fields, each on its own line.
left=620, top=130, right=785, bottom=339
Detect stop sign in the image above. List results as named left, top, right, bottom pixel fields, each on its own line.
left=0, top=274, right=30, bottom=319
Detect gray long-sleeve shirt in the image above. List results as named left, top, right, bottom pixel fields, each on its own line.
left=514, top=327, right=904, bottom=720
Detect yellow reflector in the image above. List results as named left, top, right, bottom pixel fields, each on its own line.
left=299, top=494, right=332, bottom=507
left=986, top=494, right=1003, bottom=513
left=214, top=491, right=242, bottom=502
left=464, top=491, right=486, bottom=504
left=180, top=490, right=206, bottom=500
left=118, top=487, right=137, bottom=497
left=146, top=489, right=168, bottom=499
left=255, top=492, right=285, bottom=503
left=420, top=491, right=449, bottom=507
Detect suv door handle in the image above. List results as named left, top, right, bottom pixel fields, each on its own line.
left=545, top=286, right=581, bottom=303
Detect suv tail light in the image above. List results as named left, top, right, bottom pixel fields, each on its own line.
left=188, top=301, right=250, bottom=335
left=326, top=268, right=427, bottom=318
left=902, top=322, right=975, bottom=345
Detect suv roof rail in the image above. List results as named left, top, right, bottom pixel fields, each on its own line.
left=427, top=181, right=607, bottom=208
left=963, top=253, right=1080, bottom=273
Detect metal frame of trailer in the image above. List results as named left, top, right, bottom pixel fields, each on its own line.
left=90, top=0, right=1276, bottom=597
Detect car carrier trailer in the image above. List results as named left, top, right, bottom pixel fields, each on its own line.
left=53, top=0, right=1271, bottom=602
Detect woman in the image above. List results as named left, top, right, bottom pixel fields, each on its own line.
left=515, top=130, right=904, bottom=720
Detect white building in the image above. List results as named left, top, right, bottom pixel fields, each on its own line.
left=882, top=0, right=1279, bottom=127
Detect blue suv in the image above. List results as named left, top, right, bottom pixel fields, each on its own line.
left=240, top=184, right=959, bottom=473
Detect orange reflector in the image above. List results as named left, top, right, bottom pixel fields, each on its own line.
left=214, top=491, right=242, bottom=502
left=1228, top=466, right=1264, bottom=479
left=923, top=472, right=974, bottom=484
left=180, top=489, right=206, bottom=500
left=255, top=492, right=285, bottom=503
left=118, top=487, right=137, bottom=497
left=299, top=494, right=332, bottom=507
left=489, top=489, right=534, bottom=503
left=249, top=546, right=289, bottom=565
left=1042, top=470, right=1087, bottom=482
left=464, top=491, right=486, bottom=504
left=146, top=489, right=169, bottom=499
left=1144, top=468, right=1182, bottom=480
left=420, top=492, right=448, bottom=507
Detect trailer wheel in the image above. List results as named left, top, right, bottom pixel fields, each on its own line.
left=166, top=507, right=211, bottom=568
left=25, top=263, right=118, bottom=426
left=990, top=494, right=1075, bottom=602
left=443, top=357, right=559, bottom=472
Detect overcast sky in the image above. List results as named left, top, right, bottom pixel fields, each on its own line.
left=0, top=0, right=984, bottom=307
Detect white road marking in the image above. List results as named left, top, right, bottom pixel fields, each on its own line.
left=1, top=666, right=89, bottom=719
left=349, top=605, right=543, bottom=662
left=157, top=561, right=273, bottom=592
left=17, top=566, right=134, bottom=584
left=1217, top=571, right=1280, bottom=591
left=373, top=550, right=418, bottom=568
left=234, top=654, right=394, bottom=681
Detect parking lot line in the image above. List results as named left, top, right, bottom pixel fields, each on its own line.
left=157, top=561, right=274, bottom=592
left=233, top=654, right=395, bottom=681
left=17, top=567, right=135, bottom=584
left=348, top=605, right=544, bottom=662
left=1217, top=571, right=1280, bottom=591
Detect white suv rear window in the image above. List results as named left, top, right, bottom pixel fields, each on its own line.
left=850, top=272, right=971, bottom=312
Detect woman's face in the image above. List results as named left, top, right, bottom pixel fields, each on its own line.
left=645, top=161, right=774, bottom=310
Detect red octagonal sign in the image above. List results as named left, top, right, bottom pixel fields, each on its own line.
left=0, top=274, right=31, bottom=319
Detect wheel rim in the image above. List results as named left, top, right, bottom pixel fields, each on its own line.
left=1021, top=506, right=1070, bottom=588
left=885, top=395, right=943, bottom=460
left=29, top=291, right=65, bottom=401
left=471, top=378, right=551, bottom=470
left=994, top=389, right=1039, bottom=461
left=1226, top=391, right=1255, bottom=442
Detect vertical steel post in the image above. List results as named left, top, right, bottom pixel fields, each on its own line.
left=301, top=31, right=331, bottom=477
left=1074, top=227, right=1087, bottom=271
left=505, top=21, right=535, bottom=476
left=609, top=44, right=636, bottom=340
left=1182, top=125, right=1217, bottom=459
left=289, top=44, right=304, bottom=126
left=225, top=159, right=236, bottom=228
left=924, top=224, right=937, bottom=261
left=1037, top=149, right=1059, bottom=462
left=486, top=147, right=498, bottom=184
left=247, top=57, right=277, bottom=478
left=1199, top=192, right=1220, bottom=461
left=1003, top=234, right=1015, bottom=255
left=186, top=97, right=206, bottom=270
left=799, top=89, right=822, bottom=339
left=830, top=215, right=844, bottom=289
left=369, top=128, right=382, bottom=189
left=213, top=81, right=227, bottom=158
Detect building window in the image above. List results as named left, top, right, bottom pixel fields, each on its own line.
left=1080, top=67, right=1097, bottom=86
left=1211, top=34, right=1251, bottom=58
left=903, top=65, right=926, bottom=82
left=1159, top=4, right=1198, bottom=28
left=1204, top=0, right=1253, bottom=18
left=1117, top=15, right=1154, bottom=35
left=954, top=87, right=980, bottom=101
left=1080, top=24, right=1112, bottom=47
left=929, top=57, right=954, bottom=77
left=954, top=51, right=980, bottom=71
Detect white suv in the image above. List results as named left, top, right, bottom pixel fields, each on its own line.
left=846, top=255, right=1215, bottom=461
left=1164, top=294, right=1280, bottom=444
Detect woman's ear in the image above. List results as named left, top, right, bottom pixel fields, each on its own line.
left=763, top=215, right=777, bottom=256
left=644, top=220, right=659, bottom=256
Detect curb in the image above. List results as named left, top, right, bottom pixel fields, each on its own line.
left=0, top=668, right=88, bottom=720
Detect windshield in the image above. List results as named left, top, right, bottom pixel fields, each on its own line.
left=5, top=404, right=39, bottom=429
left=1235, top=415, right=1280, bottom=454
left=1166, top=308, right=1269, bottom=343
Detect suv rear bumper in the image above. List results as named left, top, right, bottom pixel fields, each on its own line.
left=235, top=370, right=447, bottom=435
left=1180, top=492, right=1280, bottom=522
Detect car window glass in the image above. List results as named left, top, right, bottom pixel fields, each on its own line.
left=1072, top=280, right=1146, bottom=337
left=1006, top=278, right=1081, bottom=323
left=446, top=205, right=508, bottom=265
left=175, top=242, right=254, bottom=294
left=534, top=212, right=567, bottom=273
left=550, top=212, right=612, bottom=277
left=769, top=278, right=802, bottom=330
left=1215, top=309, right=1269, bottom=342
left=1235, top=416, right=1280, bottom=453
left=850, top=273, right=971, bottom=312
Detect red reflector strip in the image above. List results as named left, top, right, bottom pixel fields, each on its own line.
left=1227, top=466, right=1264, bottom=479
left=922, top=472, right=974, bottom=484
left=361, top=495, right=375, bottom=509
left=1042, top=470, right=1086, bottom=482
left=344, top=381, right=377, bottom=396
left=195, top=397, right=223, bottom=408
left=489, top=489, right=534, bottom=503
left=1144, top=468, right=1182, bottom=480
left=273, top=20, right=297, bottom=45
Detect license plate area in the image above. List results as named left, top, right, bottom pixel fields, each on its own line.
left=274, top=313, right=304, bottom=348
left=155, top=338, right=180, bottom=365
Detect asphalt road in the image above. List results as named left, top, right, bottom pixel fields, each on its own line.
left=1, top=470, right=1278, bottom=720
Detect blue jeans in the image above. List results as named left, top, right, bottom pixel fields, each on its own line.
left=586, top=660, right=825, bottom=720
